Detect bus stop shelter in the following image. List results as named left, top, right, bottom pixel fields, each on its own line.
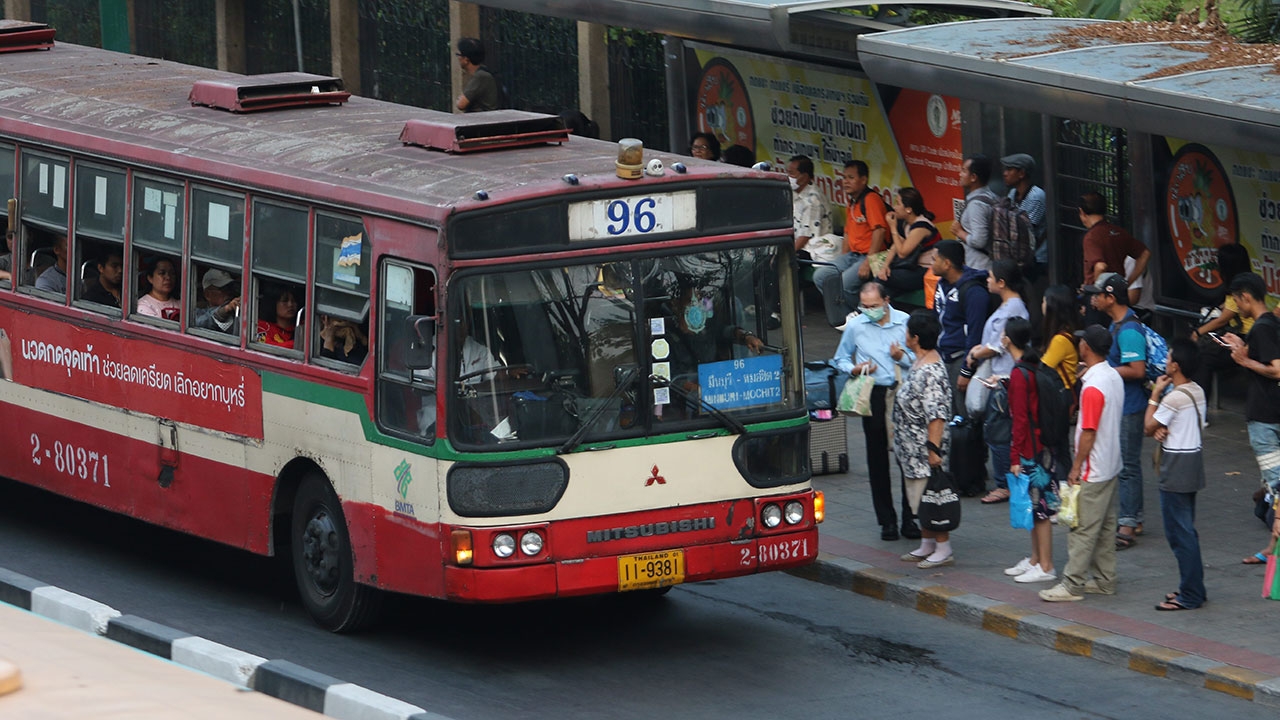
left=857, top=17, right=1280, bottom=314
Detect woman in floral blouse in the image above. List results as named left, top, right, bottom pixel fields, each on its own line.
left=894, top=310, right=955, bottom=568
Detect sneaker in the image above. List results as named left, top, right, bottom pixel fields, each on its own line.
left=1003, top=557, right=1033, bottom=576
left=1014, top=564, right=1057, bottom=583
left=1038, top=583, right=1083, bottom=602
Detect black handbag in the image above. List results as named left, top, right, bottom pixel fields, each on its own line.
left=918, top=464, right=962, bottom=533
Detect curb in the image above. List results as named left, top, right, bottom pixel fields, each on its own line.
left=0, top=568, right=454, bottom=720
left=789, top=554, right=1280, bottom=706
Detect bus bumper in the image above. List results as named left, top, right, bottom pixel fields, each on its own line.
left=442, top=526, right=819, bottom=603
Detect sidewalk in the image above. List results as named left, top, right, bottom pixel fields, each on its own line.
left=795, top=309, right=1280, bottom=704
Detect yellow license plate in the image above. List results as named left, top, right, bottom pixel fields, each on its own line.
left=618, top=550, right=685, bottom=592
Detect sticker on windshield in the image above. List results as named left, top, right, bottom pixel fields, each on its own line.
left=650, top=317, right=665, bottom=336
left=652, top=362, right=671, bottom=381
left=698, top=355, right=783, bottom=410
left=653, top=387, right=671, bottom=406
left=651, top=338, right=670, bottom=360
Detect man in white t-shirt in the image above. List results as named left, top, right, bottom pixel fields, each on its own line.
left=1041, top=324, right=1124, bottom=602
left=1144, top=339, right=1207, bottom=611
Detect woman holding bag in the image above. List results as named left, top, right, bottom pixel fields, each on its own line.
left=968, top=260, right=1029, bottom=504
left=1002, top=317, right=1059, bottom=584
left=895, top=310, right=955, bottom=568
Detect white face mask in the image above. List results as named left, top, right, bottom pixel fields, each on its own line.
left=788, top=177, right=799, bottom=192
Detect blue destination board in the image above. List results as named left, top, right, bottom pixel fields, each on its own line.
left=698, top=355, right=784, bottom=410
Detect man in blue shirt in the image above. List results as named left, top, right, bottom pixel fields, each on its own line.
left=1001, top=153, right=1047, bottom=276
left=834, top=281, right=917, bottom=540
left=1086, top=272, right=1147, bottom=548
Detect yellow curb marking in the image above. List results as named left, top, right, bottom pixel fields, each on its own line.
left=1205, top=666, right=1273, bottom=701
left=0, top=658, right=22, bottom=697
left=982, top=604, right=1038, bottom=638
left=1055, top=625, right=1111, bottom=657
left=1129, top=645, right=1187, bottom=677
left=917, top=585, right=966, bottom=617
left=852, top=568, right=904, bottom=600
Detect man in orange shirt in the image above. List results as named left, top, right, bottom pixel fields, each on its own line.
left=813, top=160, right=887, bottom=329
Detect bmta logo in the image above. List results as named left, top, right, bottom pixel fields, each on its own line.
left=395, top=459, right=414, bottom=498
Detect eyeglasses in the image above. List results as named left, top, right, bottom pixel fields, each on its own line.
left=691, top=144, right=710, bottom=151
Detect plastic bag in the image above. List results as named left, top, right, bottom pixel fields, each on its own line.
left=838, top=373, right=875, bottom=416
left=1058, top=482, right=1081, bottom=529
left=1008, top=471, right=1034, bottom=530
left=1265, top=538, right=1280, bottom=600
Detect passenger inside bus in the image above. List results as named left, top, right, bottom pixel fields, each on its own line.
left=0, top=230, right=14, bottom=284
left=193, top=267, right=240, bottom=335
left=256, top=282, right=301, bottom=348
left=81, top=248, right=123, bottom=308
left=33, top=232, right=68, bottom=293
left=319, top=314, right=368, bottom=365
left=135, top=256, right=181, bottom=321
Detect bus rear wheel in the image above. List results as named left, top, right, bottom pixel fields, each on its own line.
left=290, top=474, right=381, bottom=632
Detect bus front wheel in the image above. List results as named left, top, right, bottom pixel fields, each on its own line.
left=290, top=474, right=381, bottom=632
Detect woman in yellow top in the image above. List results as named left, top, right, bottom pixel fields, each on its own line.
left=1039, top=285, right=1078, bottom=389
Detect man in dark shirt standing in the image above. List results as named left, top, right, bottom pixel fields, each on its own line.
left=1226, top=273, right=1280, bottom=548
left=455, top=38, right=499, bottom=113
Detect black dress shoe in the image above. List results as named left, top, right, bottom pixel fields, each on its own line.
left=880, top=525, right=900, bottom=541
left=900, top=523, right=922, bottom=540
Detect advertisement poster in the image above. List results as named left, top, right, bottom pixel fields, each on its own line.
left=684, top=42, right=963, bottom=232
left=0, top=306, right=264, bottom=438
left=1156, top=137, right=1280, bottom=307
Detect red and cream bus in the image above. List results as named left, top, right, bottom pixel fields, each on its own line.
left=0, top=25, right=820, bottom=631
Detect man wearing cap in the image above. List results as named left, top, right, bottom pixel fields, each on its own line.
left=1087, top=272, right=1147, bottom=548
left=1002, top=153, right=1047, bottom=278
left=1040, top=324, right=1123, bottom=602
left=193, top=268, right=241, bottom=335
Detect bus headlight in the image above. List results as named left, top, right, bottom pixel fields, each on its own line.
left=784, top=501, right=804, bottom=525
left=492, top=533, right=516, bottom=558
left=762, top=503, right=782, bottom=528
left=520, top=530, right=544, bottom=556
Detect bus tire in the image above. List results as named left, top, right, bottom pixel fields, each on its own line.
left=290, top=473, right=381, bottom=632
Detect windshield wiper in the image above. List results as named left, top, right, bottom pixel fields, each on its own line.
left=655, top=376, right=747, bottom=435
left=557, top=367, right=639, bottom=454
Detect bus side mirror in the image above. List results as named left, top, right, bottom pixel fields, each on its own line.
left=405, top=314, right=435, bottom=370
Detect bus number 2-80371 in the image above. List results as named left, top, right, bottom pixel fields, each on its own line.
left=30, top=433, right=112, bottom=487
left=743, top=537, right=809, bottom=567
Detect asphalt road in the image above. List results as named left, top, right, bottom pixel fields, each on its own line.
left=0, top=476, right=1272, bottom=720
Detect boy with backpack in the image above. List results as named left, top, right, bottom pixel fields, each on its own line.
left=1086, top=272, right=1156, bottom=549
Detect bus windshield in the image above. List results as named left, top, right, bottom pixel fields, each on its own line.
left=447, top=244, right=800, bottom=448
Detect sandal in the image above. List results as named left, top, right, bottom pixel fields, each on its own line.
left=1115, top=532, right=1137, bottom=550
left=980, top=488, right=1011, bottom=504
left=1155, top=599, right=1194, bottom=611
left=1243, top=552, right=1269, bottom=565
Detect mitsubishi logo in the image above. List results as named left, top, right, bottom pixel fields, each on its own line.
left=645, top=465, right=666, bottom=486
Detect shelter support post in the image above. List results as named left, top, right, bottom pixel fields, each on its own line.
left=215, top=0, right=246, bottom=74
left=577, top=22, right=611, bottom=141
left=450, top=1, right=481, bottom=113
left=3, top=0, right=30, bottom=20
left=664, top=35, right=688, bottom=156
left=330, top=0, right=360, bottom=95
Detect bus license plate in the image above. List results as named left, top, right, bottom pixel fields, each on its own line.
left=618, top=550, right=685, bottom=592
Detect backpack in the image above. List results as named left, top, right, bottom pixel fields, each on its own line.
left=1015, top=360, right=1073, bottom=453
left=1110, top=318, right=1168, bottom=382
left=989, top=196, right=1036, bottom=271
left=982, top=376, right=1012, bottom=446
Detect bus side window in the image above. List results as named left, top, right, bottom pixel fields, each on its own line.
left=19, top=151, right=70, bottom=295
left=250, top=199, right=306, bottom=355
left=377, top=262, right=437, bottom=440
left=0, top=143, right=14, bottom=288
left=73, top=164, right=126, bottom=315
left=187, top=185, right=243, bottom=344
left=312, top=213, right=370, bottom=369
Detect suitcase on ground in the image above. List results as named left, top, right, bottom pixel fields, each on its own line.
left=804, top=362, right=850, bottom=476
left=948, top=416, right=988, bottom=497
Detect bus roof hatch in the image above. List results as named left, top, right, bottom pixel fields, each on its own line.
left=0, top=20, right=55, bottom=53
left=399, top=111, right=570, bottom=154
left=189, top=73, right=351, bottom=113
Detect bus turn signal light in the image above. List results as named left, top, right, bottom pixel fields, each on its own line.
left=452, top=530, right=474, bottom=565
left=814, top=491, right=825, bottom=523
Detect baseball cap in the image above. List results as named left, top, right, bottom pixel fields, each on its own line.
left=1001, top=153, right=1035, bottom=172
left=1082, top=271, right=1127, bottom=297
left=202, top=268, right=236, bottom=290
left=1074, top=324, right=1113, bottom=356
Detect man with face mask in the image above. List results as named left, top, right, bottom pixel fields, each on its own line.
left=788, top=154, right=830, bottom=253
left=833, top=281, right=920, bottom=541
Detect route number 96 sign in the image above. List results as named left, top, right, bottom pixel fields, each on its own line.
left=568, top=191, right=697, bottom=241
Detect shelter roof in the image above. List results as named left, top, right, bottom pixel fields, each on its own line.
left=857, top=18, right=1280, bottom=154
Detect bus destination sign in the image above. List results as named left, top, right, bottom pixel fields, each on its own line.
left=697, top=355, right=783, bottom=411
left=567, top=191, right=697, bottom=241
